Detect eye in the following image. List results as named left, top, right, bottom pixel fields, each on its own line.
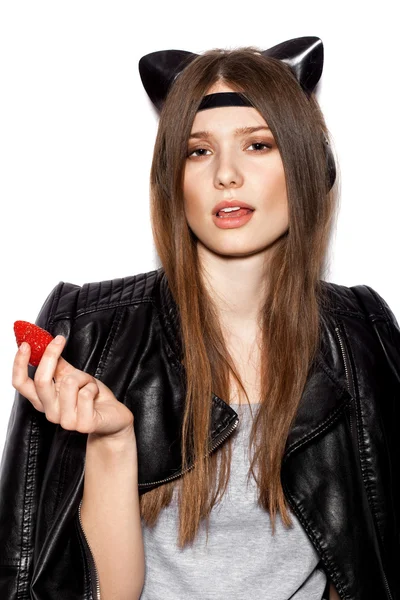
left=187, top=147, right=212, bottom=158
left=247, top=141, right=273, bottom=152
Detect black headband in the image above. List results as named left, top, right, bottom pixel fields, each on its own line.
left=198, top=92, right=253, bottom=111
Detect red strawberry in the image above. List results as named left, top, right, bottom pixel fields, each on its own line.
left=14, top=321, right=54, bottom=367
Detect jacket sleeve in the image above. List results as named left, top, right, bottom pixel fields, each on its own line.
left=0, top=281, right=92, bottom=600
left=351, top=285, right=400, bottom=386
left=369, top=286, right=400, bottom=386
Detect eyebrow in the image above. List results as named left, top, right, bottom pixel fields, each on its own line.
left=188, top=125, right=271, bottom=140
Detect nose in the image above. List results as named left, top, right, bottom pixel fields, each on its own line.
left=213, top=151, right=244, bottom=190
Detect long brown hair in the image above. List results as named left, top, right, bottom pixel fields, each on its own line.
left=139, top=46, right=338, bottom=547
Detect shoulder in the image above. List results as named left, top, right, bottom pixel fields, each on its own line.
left=35, top=267, right=164, bottom=332
left=320, top=281, right=400, bottom=381
left=320, top=280, right=365, bottom=317
left=320, top=280, right=399, bottom=328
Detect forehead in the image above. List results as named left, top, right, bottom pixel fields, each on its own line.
left=190, top=105, right=269, bottom=133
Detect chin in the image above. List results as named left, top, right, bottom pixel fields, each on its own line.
left=206, top=243, right=271, bottom=259
left=195, top=230, right=288, bottom=259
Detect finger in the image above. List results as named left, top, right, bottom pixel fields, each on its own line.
left=34, top=335, right=67, bottom=384
left=76, top=382, right=100, bottom=433
left=58, top=377, right=99, bottom=431
left=54, top=355, right=78, bottom=380
left=33, top=335, right=68, bottom=416
left=46, top=362, right=97, bottom=426
left=12, top=343, right=45, bottom=412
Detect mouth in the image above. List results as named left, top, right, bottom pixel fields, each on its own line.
left=216, top=207, right=254, bottom=218
left=212, top=208, right=255, bottom=229
left=212, top=201, right=255, bottom=216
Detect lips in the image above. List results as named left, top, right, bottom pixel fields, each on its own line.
left=212, top=200, right=255, bottom=215
left=212, top=209, right=255, bottom=229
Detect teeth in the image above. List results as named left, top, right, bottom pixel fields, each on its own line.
left=219, top=206, right=241, bottom=213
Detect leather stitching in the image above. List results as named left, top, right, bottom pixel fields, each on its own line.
left=283, top=393, right=351, bottom=460
left=16, top=283, right=65, bottom=593
left=119, top=276, right=125, bottom=305
left=96, top=280, right=101, bottom=309
left=52, top=431, right=73, bottom=522
left=17, top=413, right=36, bottom=598
left=341, top=317, right=390, bottom=591
left=283, top=483, right=351, bottom=600
left=94, top=306, right=125, bottom=379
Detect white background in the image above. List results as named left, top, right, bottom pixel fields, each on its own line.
left=1, top=1, right=399, bottom=455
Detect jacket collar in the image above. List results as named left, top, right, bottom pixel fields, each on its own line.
left=157, top=269, right=353, bottom=459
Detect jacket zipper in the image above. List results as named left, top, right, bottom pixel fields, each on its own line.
left=138, top=416, right=240, bottom=488
left=78, top=491, right=101, bottom=600
left=76, top=415, right=239, bottom=598
left=335, top=325, right=393, bottom=600
left=335, top=326, right=355, bottom=397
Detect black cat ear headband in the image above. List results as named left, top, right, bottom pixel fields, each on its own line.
left=138, top=36, right=336, bottom=190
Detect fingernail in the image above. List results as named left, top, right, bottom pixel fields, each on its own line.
left=20, top=342, right=28, bottom=353
left=54, top=335, right=64, bottom=344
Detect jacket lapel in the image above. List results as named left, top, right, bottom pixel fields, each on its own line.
left=282, top=357, right=352, bottom=458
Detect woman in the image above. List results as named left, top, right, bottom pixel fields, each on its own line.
left=1, top=37, right=399, bottom=600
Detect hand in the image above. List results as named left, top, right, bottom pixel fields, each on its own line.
left=12, top=334, right=134, bottom=439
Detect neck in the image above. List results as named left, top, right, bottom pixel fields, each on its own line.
left=197, top=243, right=270, bottom=337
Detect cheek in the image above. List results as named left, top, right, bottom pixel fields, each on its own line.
left=182, top=185, right=199, bottom=230
left=183, top=170, right=205, bottom=220
left=273, top=175, right=289, bottom=227
left=254, top=162, right=287, bottom=206
left=183, top=183, right=194, bottom=216
left=256, top=163, right=288, bottom=230
left=268, top=158, right=286, bottom=188
left=183, top=170, right=194, bottom=209
left=268, top=161, right=287, bottom=202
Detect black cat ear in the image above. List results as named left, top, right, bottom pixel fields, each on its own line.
left=325, top=137, right=337, bottom=191
left=262, top=37, right=323, bottom=94
left=139, top=50, right=198, bottom=111
left=139, top=38, right=323, bottom=109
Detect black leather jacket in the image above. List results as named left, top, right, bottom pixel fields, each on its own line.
left=0, top=267, right=399, bottom=600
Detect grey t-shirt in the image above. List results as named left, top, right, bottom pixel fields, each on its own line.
left=140, top=402, right=327, bottom=599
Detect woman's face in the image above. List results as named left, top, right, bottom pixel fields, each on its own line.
left=183, top=82, right=288, bottom=259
